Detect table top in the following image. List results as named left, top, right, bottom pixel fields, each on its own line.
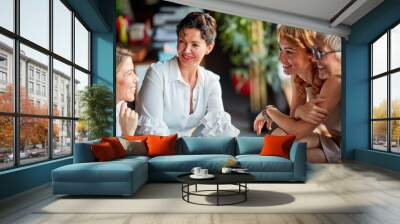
left=177, top=172, right=255, bottom=185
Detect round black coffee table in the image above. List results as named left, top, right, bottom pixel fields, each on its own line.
left=177, top=173, right=255, bottom=206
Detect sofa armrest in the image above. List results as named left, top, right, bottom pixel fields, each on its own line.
left=289, top=141, right=307, bottom=181
left=73, top=140, right=99, bottom=163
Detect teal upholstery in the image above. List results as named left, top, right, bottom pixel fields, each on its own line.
left=52, top=137, right=307, bottom=195
left=236, top=155, right=293, bottom=172
left=73, top=139, right=100, bottom=163
left=149, top=154, right=235, bottom=173
left=178, top=137, right=236, bottom=155
left=236, top=137, right=264, bottom=155
left=52, top=157, right=148, bottom=195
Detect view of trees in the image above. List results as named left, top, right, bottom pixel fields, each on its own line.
left=372, top=99, right=400, bottom=146
left=0, top=84, right=59, bottom=152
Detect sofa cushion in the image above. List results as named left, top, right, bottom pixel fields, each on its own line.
left=236, top=137, right=264, bottom=155
left=148, top=154, right=235, bottom=172
left=236, top=155, right=293, bottom=172
left=179, top=137, right=236, bottom=155
left=52, top=158, right=147, bottom=183
left=73, top=139, right=100, bottom=163
left=260, top=135, right=296, bottom=159
left=91, top=142, right=118, bottom=161
left=146, top=134, right=177, bottom=157
left=101, top=137, right=127, bottom=158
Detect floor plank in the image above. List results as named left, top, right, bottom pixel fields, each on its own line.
left=1, top=162, right=400, bottom=224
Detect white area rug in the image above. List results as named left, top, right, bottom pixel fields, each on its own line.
left=38, top=183, right=362, bottom=214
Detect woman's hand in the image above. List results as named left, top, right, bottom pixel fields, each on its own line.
left=294, top=97, right=328, bottom=125
left=119, top=102, right=138, bottom=136
left=253, top=106, right=274, bottom=135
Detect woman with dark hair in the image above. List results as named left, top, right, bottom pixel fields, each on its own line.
left=136, top=12, right=239, bottom=137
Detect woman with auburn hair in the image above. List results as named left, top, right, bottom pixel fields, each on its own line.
left=254, top=26, right=341, bottom=163
left=136, top=12, right=239, bottom=137
left=116, top=47, right=138, bottom=136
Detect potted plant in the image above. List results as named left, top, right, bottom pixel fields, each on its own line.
left=213, top=14, right=284, bottom=128
left=79, top=84, right=114, bottom=140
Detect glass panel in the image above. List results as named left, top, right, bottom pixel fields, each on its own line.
left=74, top=18, right=89, bottom=70
left=20, top=0, right=49, bottom=49
left=0, top=116, right=13, bottom=170
left=53, top=119, right=72, bottom=158
left=75, top=120, right=88, bottom=143
left=20, top=44, right=49, bottom=115
left=391, top=72, right=400, bottom=118
left=0, top=35, right=14, bottom=112
left=0, top=0, right=14, bottom=31
left=372, top=33, right=387, bottom=76
left=391, top=24, right=400, bottom=70
left=391, top=120, right=400, bottom=153
left=372, top=121, right=388, bottom=151
left=372, top=76, right=387, bottom=119
left=53, top=59, right=72, bottom=117
left=20, top=117, right=49, bottom=165
left=53, top=0, right=72, bottom=60
left=74, top=69, right=89, bottom=118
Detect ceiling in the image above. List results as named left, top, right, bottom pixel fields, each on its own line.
left=166, top=0, right=384, bottom=37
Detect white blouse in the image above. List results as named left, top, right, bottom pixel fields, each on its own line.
left=136, top=57, right=239, bottom=137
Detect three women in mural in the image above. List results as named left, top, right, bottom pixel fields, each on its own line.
left=116, top=12, right=341, bottom=163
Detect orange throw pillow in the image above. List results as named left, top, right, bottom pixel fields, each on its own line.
left=101, top=137, right=126, bottom=158
left=146, top=134, right=177, bottom=157
left=124, top=135, right=150, bottom=141
left=91, top=142, right=117, bottom=161
left=259, top=135, right=296, bottom=159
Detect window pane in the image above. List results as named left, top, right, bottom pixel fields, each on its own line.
left=0, top=116, right=13, bottom=170
left=53, top=59, right=72, bottom=117
left=0, top=0, right=14, bottom=31
left=372, top=77, right=387, bottom=119
left=372, top=33, right=387, bottom=76
left=75, top=18, right=89, bottom=70
left=391, top=120, right=400, bottom=153
left=75, top=120, right=88, bottom=143
left=20, top=44, right=49, bottom=115
left=372, top=121, right=388, bottom=151
left=53, top=0, right=72, bottom=60
left=0, top=35, right=14, bottom=112
left=20, top=117, right=49, bottom=165
left=20, top=0, right=49, bottom=49
left=74, top=69, right=89, bottom=118
left=391, top=72, right=400, bottom=118
left=53, top=119, right=72, bottom=158
left=391, top=24, right=400, bottom=70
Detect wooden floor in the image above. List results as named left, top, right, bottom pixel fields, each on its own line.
left=1, top=162, right=400, bottom=224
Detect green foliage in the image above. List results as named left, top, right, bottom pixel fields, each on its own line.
left=79, top=84, right=113, bottom=140
left=213, top=13, right=281, bottom=91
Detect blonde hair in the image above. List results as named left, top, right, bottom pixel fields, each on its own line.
left=277, top=25, right=316, bottom=49
left=277, top=25, right=322, bottom=96
left=116, top=47, right=134, bottom=72
left=317, top=33, right=341, bottom=59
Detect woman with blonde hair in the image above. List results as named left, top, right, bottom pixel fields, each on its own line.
left=254, top=26, right=341, bottom=163
left=116, top=47, right=138, bottom=136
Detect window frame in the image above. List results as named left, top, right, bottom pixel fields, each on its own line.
left=0, top=0, right=92, bottom=171
left=370, top=20, right=400, bottom=154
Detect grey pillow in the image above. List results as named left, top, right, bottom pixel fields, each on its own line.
left=118, top=138, right=147, bottom=156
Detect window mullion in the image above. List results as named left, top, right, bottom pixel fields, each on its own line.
left=388, top=30, right=391, bottom=152
left=48, top=0, right=53, bottom=160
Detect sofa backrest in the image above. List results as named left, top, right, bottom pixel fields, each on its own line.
left=236, top=137, right=264, bottom=155
left=178, top=137, right=236, bottom=155
left=73, top=139, right=100, bottom=163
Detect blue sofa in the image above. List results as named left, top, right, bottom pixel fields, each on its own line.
left=52, top=137, right=306, bottom=196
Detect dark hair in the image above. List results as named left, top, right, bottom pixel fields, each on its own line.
left=176, top=12, right=217, bottom=45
